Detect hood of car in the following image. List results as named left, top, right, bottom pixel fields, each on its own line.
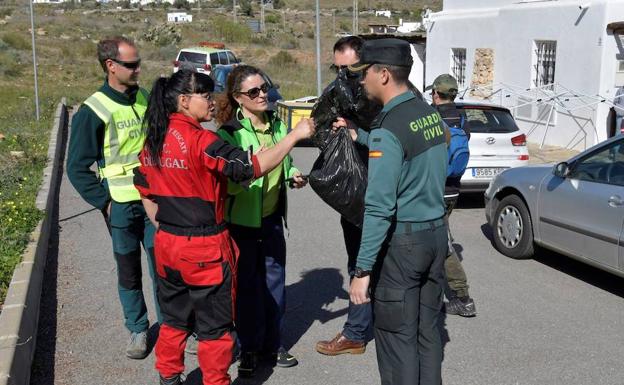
left=487, top=163, right=555, bottom=197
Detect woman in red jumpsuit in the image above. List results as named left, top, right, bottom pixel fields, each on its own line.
left=133, top=69, right=314, bottom=385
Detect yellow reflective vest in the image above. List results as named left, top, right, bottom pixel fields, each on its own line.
left=83, top=89, right=148, bottom=202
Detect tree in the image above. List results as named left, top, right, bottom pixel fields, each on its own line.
left=273, top=0, right=283, bottom=9
left=240, top=0, right=253, bottom=16
left=173, top=0, right=191, bottom=10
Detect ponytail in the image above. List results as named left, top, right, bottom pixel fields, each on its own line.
left=142, top=70, right=215, bottom=167
left=143, top=76, right=171, bottom=165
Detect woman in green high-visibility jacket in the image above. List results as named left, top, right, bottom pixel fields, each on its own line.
left=215, top=65, right=306, bottom=377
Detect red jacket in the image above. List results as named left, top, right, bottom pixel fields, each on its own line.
left=134, top=113, right=261, bottom=235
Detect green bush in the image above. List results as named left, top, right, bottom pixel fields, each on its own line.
left=268, top=50, right=297, bottom=68
left=211, top=16, right=252, bottom=44
left=0, top=50, right=23, bottom=78
left=143, top=23, right=182, bottom=47
left=265, top=14, right=280, bottom=24
left=2, top=32, right=30, bottom=51
left=0, top=8, right=13, bottom=18
left=278, top=36, right=299, bottom=50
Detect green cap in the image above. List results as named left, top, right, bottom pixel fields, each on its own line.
left=425, top=74, right=459, bottom=94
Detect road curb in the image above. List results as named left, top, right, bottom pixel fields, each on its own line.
left=0, top=99, right=68, bottom=385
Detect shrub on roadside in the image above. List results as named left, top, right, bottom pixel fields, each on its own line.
left=2, top=32, right=30, bottom=51
left=268, top=50, right=297, bottom=68
left=211, top=16, right=252, bottom=44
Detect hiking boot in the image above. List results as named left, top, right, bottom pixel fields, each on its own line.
left=275, top=349, right=298, bottom=368
left=444, top=296, right=477, bottom=317
left=238, top=351, right=258, bottom=378
left=126, top=331, right=148, bottom=359
left=184, top=334, right=198, bottom=355
left=160, top=374, right=183, bottom=385
left=315, top=333, right=366, bottom=356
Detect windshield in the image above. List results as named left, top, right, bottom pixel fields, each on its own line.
left=177, top=51, right=206, bottom=65
left=461, top=107, right=519, bottom=134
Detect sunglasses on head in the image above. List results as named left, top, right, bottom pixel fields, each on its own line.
left=329, top=64, right=349, bottom=74
left=239, top=83, right=270, bottom=100
left=111, top=58, right=141, bottom=70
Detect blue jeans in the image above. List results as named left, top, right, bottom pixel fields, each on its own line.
left=231, top=213, right=286, bottom=353
left=340, top=217, right=374, bottom=343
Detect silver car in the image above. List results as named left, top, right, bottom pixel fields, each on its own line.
left=484, top=135, right=624, bottom=277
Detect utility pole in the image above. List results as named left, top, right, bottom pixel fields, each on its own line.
left=260, top=0, right=265, bottom=32
left=332, top=9, right=335, bottom=36
left=282, top=9, right=286, bottom=31
left=29, top=0, right=40, bottom=121
left=233, top=0, right=237, bottom=23
left=352, top=0, right=358, bottom=35
left=315, top=0, right=321, bottom=96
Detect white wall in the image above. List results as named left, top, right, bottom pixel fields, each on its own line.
left=427, top=0, right=624, bottom=150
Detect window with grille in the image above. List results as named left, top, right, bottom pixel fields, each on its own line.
left=532, top=40, right=557, bottom=89
left=451, top=48, right=467, bottom=89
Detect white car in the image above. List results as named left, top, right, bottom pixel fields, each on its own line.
left=173, top=43, right=240, bottom=75
left=454, top=102, right=530, bottom=192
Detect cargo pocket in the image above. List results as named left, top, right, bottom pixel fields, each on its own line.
left=178, top=249, right=224, bottom=287
left=373, top=287, right=407, bottom=332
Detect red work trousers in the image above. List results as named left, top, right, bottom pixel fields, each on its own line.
left=153, top=229, right=238, bottom=385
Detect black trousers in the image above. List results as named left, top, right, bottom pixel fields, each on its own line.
left=373, top=220, right=447, bottom=385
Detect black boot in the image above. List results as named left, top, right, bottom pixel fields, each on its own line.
left=444, top=295, right=477, bottom=317
left=238, top=351, right=258, bottom=378
left=160, top=374, right=183, bottom=385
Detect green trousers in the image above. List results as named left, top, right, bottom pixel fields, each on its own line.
left=109, top=201, right=161, bottom=333
left=444, top=195, right=470, bottom=298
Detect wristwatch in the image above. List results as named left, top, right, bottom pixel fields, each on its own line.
left=354, top=267, right=372, bottom=278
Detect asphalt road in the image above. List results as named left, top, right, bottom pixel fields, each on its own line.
left=31, top=146, right=624, bottom=385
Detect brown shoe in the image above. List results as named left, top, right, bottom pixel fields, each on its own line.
left=315, top=333, right=366, bottom=356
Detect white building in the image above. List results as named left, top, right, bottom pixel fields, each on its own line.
left=397, top=19, right=422, bottom=34
left=375, top=10, right=392, bottom=18
left=426, top=0, right=624, bottom=150
left=168, top=11, right=192, bottom=22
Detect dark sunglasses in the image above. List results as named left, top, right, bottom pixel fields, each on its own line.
left=111, top=58, right=141, bottom=70
left=239, top=83, right=270, bottom=100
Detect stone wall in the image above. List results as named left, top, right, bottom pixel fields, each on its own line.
left=470, top=48, right=495, bottom=99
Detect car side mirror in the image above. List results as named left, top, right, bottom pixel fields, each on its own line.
left=553, top=162, right=571, bottom=178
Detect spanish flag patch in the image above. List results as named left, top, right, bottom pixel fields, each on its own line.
left=369, top=150, right=383, bottom=158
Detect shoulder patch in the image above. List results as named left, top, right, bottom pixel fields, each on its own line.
left=372, top=137, right=382, bottom=143
left=369, top=150, right=383, bottom=158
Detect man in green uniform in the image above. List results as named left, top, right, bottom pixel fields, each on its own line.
left=428, top=74, right=477, bottom=317
left=67, top=36, right=160, bottom=359
left=341, top=39, right=448, bottom=385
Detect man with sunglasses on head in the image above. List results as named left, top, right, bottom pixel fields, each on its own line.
left=67, top=36, right=160, bottom=360
left=315, top=35, right=376, bottom=357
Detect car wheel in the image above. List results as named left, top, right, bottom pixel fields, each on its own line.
left=493, top=194, right=534, bottom=259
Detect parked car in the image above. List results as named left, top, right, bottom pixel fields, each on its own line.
left=211, top=64, right=283, bottom=110
left=173, top=42, right=240, bottom=74
left=454, top=102, right=530, bottom=192
left=484, top=135, right=624, bottom=277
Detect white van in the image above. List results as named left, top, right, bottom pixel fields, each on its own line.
left=173, top=42, right=240, bottom=74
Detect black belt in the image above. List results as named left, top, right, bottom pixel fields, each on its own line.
left=159, top=222, right=227, bottom=237
left=393, top=217, right=445, bottom=234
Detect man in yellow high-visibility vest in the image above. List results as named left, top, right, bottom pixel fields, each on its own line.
left=67, top=36, right=160, bottom=360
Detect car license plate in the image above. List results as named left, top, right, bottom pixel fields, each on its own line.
left=472, top=167, right=506, bottom=178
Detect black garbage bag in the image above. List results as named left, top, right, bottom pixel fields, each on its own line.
left=308, top=128, right=368, bottom=227
left=311, top=68, right=381, bottom=149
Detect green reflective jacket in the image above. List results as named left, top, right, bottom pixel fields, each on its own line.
left=217, top=109, right=299, bottom=228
